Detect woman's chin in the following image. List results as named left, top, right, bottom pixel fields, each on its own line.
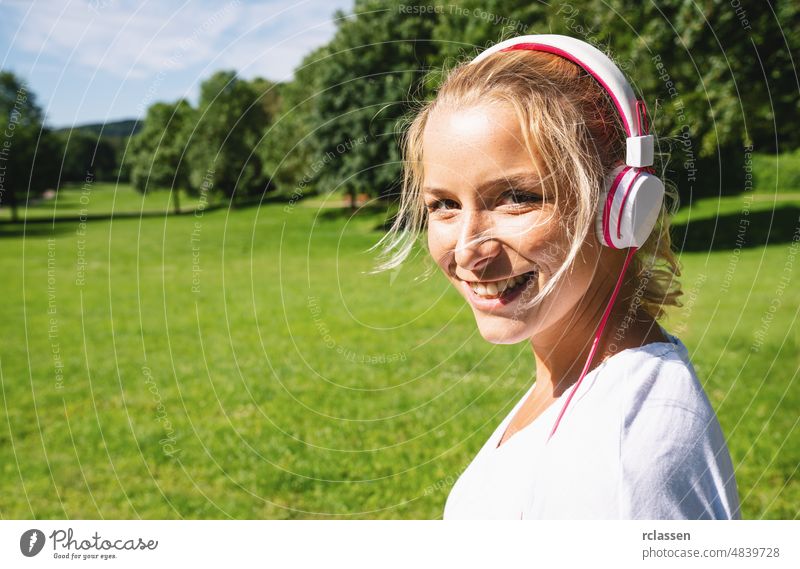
left=474, top=319, right=530, bottom=345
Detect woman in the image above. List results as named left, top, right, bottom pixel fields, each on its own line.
left=370, top=35, right=741, bottom=519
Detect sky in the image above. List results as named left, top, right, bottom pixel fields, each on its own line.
left=0, top=0, right=353, bottom=128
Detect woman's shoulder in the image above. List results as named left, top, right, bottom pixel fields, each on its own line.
left=606, top=329, right=741, bottom=519
left=598, top=326, right=715, bottom=426
left=524, top=327, right=740, bottom=519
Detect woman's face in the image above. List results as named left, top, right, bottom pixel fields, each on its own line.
left=421, top=102, right=603, bottom=344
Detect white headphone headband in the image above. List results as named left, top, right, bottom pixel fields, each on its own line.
left=468, top=34, right=654, bottom=168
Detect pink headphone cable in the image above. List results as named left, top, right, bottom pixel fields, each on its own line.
left=546, top=246, right=639, bottom=443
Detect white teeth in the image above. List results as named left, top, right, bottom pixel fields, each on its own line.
left=468, top=271, right=536, bottom=299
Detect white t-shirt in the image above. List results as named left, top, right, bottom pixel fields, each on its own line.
left=442, top=327, right=742, bottom=520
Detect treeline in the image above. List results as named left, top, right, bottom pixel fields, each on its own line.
left=127, top=71, right=281, bottom=213
left=1, top=0, right=799, bottom=222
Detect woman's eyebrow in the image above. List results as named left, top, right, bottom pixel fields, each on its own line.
left=479, top=173, right=542, bottom=192
left=423, top=173, right=542, bottom=196
left=421, top=186, right=451, bottom=197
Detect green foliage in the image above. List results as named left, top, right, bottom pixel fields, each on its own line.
left=257, top=45, right=329, bottom=198
left=0, top=70, right=59, bottom=221
left=0, top=70, right=43, bottom=126
left=248, top=77, right=282, bottom=123
left=309, top=0, right=439, bottom=200
left=752, top=149, right=800, bottom=193
left=430, top=0, right=545, bottom=64
left=56, top=119, right=140, bottom=183
left=188, top=70, right=270, bottom=200
left=103, top=134, right=132, bottom=183
left=128, top=100, right=195, bottom=212
left=53, top=129, right=118, bottom=182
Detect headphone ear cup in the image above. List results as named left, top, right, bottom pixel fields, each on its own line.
left=596, top=165, right=665, bottom=249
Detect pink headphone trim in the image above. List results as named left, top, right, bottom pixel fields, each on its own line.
left=616, top=169, right=642, bottom=241
left=603, top=166, right=630, bottom=248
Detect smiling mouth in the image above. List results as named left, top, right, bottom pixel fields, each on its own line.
left=460, top=270, right=538, bottom=300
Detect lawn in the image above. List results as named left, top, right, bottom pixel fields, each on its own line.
left=0, top=183, right=797, bottom=519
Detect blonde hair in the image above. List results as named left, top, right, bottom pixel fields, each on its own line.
left=368, top=48, right=682, bottom=321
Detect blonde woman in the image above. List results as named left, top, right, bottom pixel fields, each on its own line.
left=371, top=35, right=741, bottom=519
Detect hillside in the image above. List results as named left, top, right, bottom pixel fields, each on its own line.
left=56, top=118, right=141, bottom=137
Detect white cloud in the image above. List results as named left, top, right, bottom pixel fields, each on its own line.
left=7, top=0, right=348, bottom=81
left=215, top=0, right=354, bottom=81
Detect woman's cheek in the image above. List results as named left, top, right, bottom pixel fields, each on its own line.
left=426, top=222, right=451, bottom=268
left=531, top=236, right=570, bottom=278
left=505, top=210, right=556, bottom=246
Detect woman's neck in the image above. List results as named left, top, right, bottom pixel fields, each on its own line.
left=529, top=287, right=666, bottom=398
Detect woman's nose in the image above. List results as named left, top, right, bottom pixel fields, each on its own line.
left=454, top=210, right=500, bottom=272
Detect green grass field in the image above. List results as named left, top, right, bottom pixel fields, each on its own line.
left=0, top=183, right=798, bottom=519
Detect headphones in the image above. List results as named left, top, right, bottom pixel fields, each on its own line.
left=468, top=35, right=666, bottom=446
left=469, top=34, right=664, bottom=249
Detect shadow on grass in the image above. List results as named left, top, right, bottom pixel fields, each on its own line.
left=671, top=206, right=800, bottom=252
left=317, top=202, right=392, bottom=218
left=0, top=222, right=76, bottom=239
left=314, top=203, right=398, bottom=231
left=0, top=207, right=225, bottom=239
left=0, top=194, right=292, bottom=239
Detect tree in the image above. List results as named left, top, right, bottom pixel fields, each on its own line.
left=188, top=70, right=269, bottom=201
left=311, top=0, right=440, bottom=204
left=248, top=77, right=282, bottom=124
left=54, top=129, right=117, bottom=183
left=103, top=134, right=132, bottom=183
left=0, top=71, right=56, bottom=222
left=128, top=99, right=195, bottom=214
left=256, top=45, right=329, bottom=199
left=430, top=0, right=546, bottom=65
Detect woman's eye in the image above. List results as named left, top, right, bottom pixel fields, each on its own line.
left=426, top=199, right=459, bottom=212
left=499, top=189, right=541, bottom=207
